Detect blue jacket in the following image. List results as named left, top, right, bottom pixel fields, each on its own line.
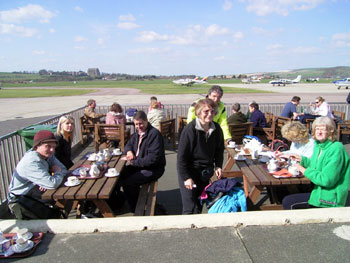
left=208, top=187, right=247, bottom=213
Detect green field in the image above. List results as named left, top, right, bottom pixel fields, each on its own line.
left=0, top=79, right=272, bottom=98
left=0, top=88, right=96, bottom=98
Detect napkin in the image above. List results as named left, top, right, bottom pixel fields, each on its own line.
left=271, top=168, right=293, bottom=178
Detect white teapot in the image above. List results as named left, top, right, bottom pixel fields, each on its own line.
left=103, top=149, right=111, bottom=159
left=267, top=159, right=278, bottom=172
left=89, top=163, right=100, bottom=177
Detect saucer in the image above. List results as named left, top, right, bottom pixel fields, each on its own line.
left=64, top=181, right=81, bottom=187
left=234, top=156, right=246, bottom=161
left=14, top=232, right=33, bottom=241
left=72, top=167, right=89, bottom=176
left=12, top=240, right=34, bottom=253
left=112, top=152, right=122, bottom=156
left=105, top=172, right=120, bottom=177
left=258, top=158, right=269, bottom=163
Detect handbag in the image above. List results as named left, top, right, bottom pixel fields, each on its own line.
left=14, top=195, right=62, bottom=219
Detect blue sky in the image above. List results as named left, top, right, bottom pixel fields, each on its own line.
left=0, top=0, right=350, bottom=76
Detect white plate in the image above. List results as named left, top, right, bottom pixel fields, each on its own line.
left=12, top=240, right=34, bottom=253
left=64, top=181, right=81, bottom=187
left=227, top=145, right=236, bottom=149
left=14, top=232, right=33, bottom=241
left=112, top=152, right=122, bottom=156
left=234, top=156, right=246, bottom=161
left=105, top=172, right=120, bottom=177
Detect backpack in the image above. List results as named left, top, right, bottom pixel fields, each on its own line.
left=269, top=139, right=289, bottom=152
left=125, top=108, right=138, bottom=118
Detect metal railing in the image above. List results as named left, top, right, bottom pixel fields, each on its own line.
left=0, top=102, right=349, bottom=205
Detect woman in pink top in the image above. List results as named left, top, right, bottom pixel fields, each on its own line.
left=106, top=103, right=126, bottom=125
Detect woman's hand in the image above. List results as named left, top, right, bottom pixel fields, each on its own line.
left=295, top=163, right=306, bottom=174
left=289, top=154, right=302, bottom=162
left=215, top=168, right=222, bottom=179
left=275, top=151, right=290, bottom=159
left=184, top=178, right=195, bottom=190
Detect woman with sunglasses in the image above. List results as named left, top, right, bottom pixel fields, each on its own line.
left=177, top=98, right=225, bottom=214
left=309, top=96, right=334, bottom=118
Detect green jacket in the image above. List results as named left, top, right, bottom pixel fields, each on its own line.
left=187, top=100, right=231, bottom=140
left=301, top=139, right=350, bottom=207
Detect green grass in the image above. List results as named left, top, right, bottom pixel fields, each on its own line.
left=0, top=89, right=96, bottom=98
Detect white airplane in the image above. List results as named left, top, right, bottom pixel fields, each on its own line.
left=241, top=76, right=261, bottom=84
left=333, top=78, right=350, bottom=90
left=306, top=77, right=319, bottom=82
left=172, top=76, right=207, bottom=86
left=269, top=75, right=302, bottom=86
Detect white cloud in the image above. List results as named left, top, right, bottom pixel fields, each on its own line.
left=205, top=24, right=231, bottom=36
left=135, top=31, right=169, bottom=43
left=0, top=23, right=37, bottom=37
left=74, top=6, right=84, bottom=13
left=32, top=50, right=46, bottom=55
left=240, top=0, right=324, bottom=16
left=119, top=14, right=136, bottom=21
left=332, top=33, right=350, bottom=47
left=223, top=0, right=232, bottom=11
left=0, top=4, right=56, bottom=24
left=74, top=46, right=87, bottom=50
left=291, top=46, right=322, bottom=54
left=128, top=47, right=171, bottom=54
left=116, top=22, right=140, bottom=30
left=49, top=28, right=55, bottom=33
left=74, top=35, right=88, bottom=42
left=266, top=43, right=283, bottom=51
left=252, top=26, right=283, bottom=37
left=233, top=31, right=244, bottom=41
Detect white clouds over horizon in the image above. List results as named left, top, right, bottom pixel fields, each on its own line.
left=116, top=13, right=140, bottom=30
left=0, top=4, right=56, bottom=24
left=332, top=33, right=350, bottom=47
left=0, top=23, right=37, bottom=37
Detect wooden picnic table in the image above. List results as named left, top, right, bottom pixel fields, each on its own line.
left=41, top=154, right=126, bottom=218
left=224, top=146, right=311, bottom=210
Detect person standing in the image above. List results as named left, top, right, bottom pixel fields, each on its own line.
left=187, top=85, right=231, bottom=142
left=178, top=98, right=225, bottom=214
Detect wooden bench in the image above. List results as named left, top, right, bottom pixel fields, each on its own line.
left=80, top=115, right=104, bottom=145
left=177, top=116, right=187, bottom=140
left=159, top=118, right=176, bottom=150
left=94, top=124, right=129, bottom=152
left=134, top=181, right=158, bottom=216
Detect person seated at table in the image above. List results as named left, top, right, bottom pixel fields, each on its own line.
left=187, top=85, right=231, bottom=143
left=147, top=100, right=166, bottom=130
left=245, top=100, right=256, bottom=121
left=119, top=111, right=166, bottom=212
left=298, top=96, right=333, bottom=124
left=55, top=115, right=75, bottom=169
left=227, top=103, right=247, bottom=125
left=106, top=102, right=126, bottom=125
left=281, top=96, right=302, bottom=120
left=275, top=121, right=315, bottom=158
left=249, top=102, right=267, bottom=128
left=178, top=98, right=225, bottom=214
left=282, top=117, right=350, bottom=209
left=148, top=96, right=163, bottom=112
left=7, top=130, right=67, bottom=219
left=84, top=99, right=104, bottom=123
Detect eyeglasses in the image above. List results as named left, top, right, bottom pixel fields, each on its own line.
left=315, top=101, right=320, bottom=103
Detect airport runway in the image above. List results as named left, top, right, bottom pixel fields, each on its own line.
left=0, top=83, right=348, bottom=122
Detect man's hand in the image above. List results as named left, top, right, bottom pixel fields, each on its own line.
left=126, top=151, right=135, bottom=162
left=215, top=167, right=222, bottom=179
left=184, top=178, right=195, bottom=190
left=39, top=186, right=47, bottom=192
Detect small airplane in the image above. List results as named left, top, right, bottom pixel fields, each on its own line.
left=241, top=76, right=261, bottom=84
left=306, top=77, right=319, bottom=82
left=172, top=76, right=207, bottom=86
left=333, top=78, right=350, bottom=90
left=269, top=75, right=302, bottom=86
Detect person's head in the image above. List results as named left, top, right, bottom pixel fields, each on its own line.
left=110, top=103, right=123, bottom=113
left=33, top=130, right=57, bottom=159
left=291, top=96, right=301, bottom=105
left=311, top=116, right=336, bottom=142
left=150, top=100, right=159, bottom=109
left=249, top=102, right=259, bottom=112
left=133, top=111, right=148, bottom=133
left=150, top=96, right=157, bottom=103
left=232, top=103, right=241, bottom=113
left=248, top=100, right=256, bottom=107
left=87, top=99, right=96, bottom=108
left=57, top=116, right=75, bottom=139
left=281, top=121, right=309, bottom=144
left=315, top=96, right=325, bottom=107
left=194, top=98, right=217, bottom=125
left=207, top=85, right=223, bottom=105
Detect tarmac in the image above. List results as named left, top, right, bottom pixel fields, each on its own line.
left=1, top=83, right=350, bottom=262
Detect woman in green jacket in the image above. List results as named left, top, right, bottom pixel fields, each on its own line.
left=283, top=116, right=350, bottom=209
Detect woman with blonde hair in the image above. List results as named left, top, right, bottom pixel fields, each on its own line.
left=147, top=100, right=166, bottom=130
left=276, top=121, right=314, bottom=158
left=55, top=116, right=75, bottom=169
left=283, top=117, right=350, bottom=209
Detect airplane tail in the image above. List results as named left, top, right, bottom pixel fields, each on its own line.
left=293, top=75, right=302, bottom=83
left=202, top=76, right=208, bottom=81
left=194, top=77, right=199, bottom=80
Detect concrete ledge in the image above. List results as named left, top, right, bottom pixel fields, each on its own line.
left=1, top=207, right=350, bottom=234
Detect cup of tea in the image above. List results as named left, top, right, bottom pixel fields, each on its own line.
left=228, top=141, right=236, bottom=148
left=113, top=148, right=122, bottom=155
left=67, top=176, right=79, bottom=185
left=288, top=166, right=299, bottom=176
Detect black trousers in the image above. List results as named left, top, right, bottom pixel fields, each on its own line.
left=282, top=193, right=313, bottom=209
left=119, top=165, right=163, bottom=212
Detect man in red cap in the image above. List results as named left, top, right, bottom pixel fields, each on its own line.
left=7, top=130, right=67, bottom=219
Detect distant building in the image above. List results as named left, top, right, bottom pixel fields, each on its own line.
left=87, top=68, right=100, bottom=77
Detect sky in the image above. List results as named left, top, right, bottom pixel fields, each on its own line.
left=0, top=0, right=350, bottom=76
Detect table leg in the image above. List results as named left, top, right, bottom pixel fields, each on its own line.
left=92, top=199, right=115, bottom=218
left=223, top=156, right=235, bottom=172
left=246, top=185, right=264, bottom=210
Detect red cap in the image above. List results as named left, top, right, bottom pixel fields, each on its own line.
left=33, top=130, right=57, bottom=149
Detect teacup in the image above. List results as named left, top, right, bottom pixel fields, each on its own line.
left=67, top=176, right=79, bottom=185
left=88, top=153, right=97, bottom=161
left=79, top=167, right=88, bottom=176
left=228, top=141, right=236, bottom=148
left=15, top=238, right=29, bottom=250
left=107, top=168, right=118, bottom=176
left=288, top=166, right=299, bottom=176
left=113, top=148, right=122, bottom=155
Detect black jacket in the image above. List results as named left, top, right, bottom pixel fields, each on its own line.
left=177, top=119, right=224, bottom=181
left=54, top=134, right=74, bottom=169
left=124, top=123, right=166, bottom=174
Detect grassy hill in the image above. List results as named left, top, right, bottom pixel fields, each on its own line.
left=267, top=66, right=350, bottom=79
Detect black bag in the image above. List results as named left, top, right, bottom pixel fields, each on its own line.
left=347, top=92, right=350, bottom=104
left=269, top=139, right=289, bottom=152
left=15, top=195, right=62, bottom=219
